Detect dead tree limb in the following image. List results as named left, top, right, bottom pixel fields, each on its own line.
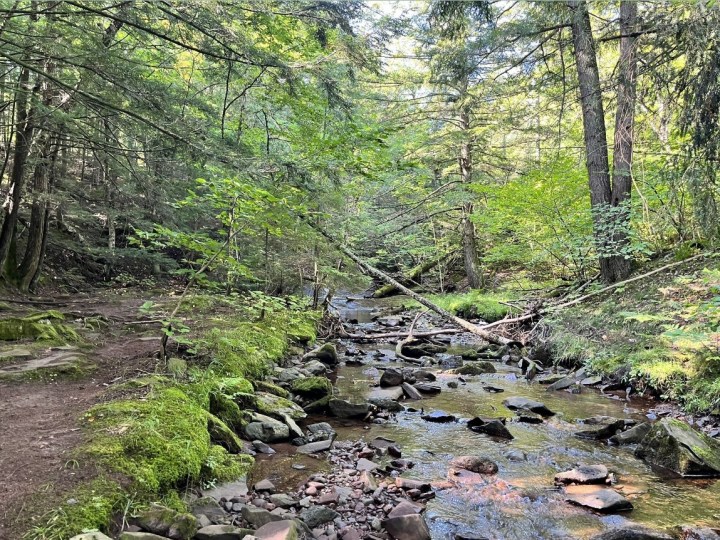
left=373, top=252, right=453, bottom=298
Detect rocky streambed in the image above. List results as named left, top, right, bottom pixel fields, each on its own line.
left=86, top=294, right=720, bottom=540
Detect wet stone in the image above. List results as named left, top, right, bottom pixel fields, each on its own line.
left=555, top=465, right=609, bottom=485
left=564, top=485, right=633, bottom=512
left=502, top=397, right=555, bottom=417
left=575, top=417, right=626, bottom=440
left=449, top=456, right=498, bottom=474
left=467, top=417, right=513, bottom=440
left=421, top=410, right=456, bottom=423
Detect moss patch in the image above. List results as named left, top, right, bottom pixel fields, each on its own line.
left=291, top=376, right=333, bottom=399
left=0, top=311, right=80, bottom=342
left=252, top=380, right=290, bottom=398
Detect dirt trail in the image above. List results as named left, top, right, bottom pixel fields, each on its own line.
left=0, top=295, right=162, bottom=538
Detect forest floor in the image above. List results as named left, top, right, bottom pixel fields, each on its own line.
left=0, top=293, right=163, bottom=539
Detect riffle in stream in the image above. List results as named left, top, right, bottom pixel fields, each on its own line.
left=252, top=295, right=720, bottom=539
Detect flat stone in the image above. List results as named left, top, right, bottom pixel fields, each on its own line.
left=401, top=382, right=423, bottom=400
left=589, top=525, right=673, bottom=540
left=382, top=513, right=431, bottom=540
left=254, top=520, right=301, bottom=540
left=421, top=410, right=456, bottom=423
left=413, top=383, right=441, bottom=394
left=72, top=533, right=114, bottom=540
left=679, top=526, right=720, bottom=539
left=296, top=439, right=333, bottom=454
left=134, top=503, right=197, bottom=540
left=467, top=417, right=513, bottom=439
left=191, top=497, right=228, bottom=522
left=255, top=479, right=276, bottom=492
left=555, top=465, right=609, bottom=485
left=241, top=506, right=285, bottom=528
left=253, top=440, right=277, bottom=454
left=368, top=386, right=404, bottom=401
left=481, top=385, right=504, bottom=393
left=546, top=377, right=576, bottom=391
left=449, top=456, right=498, bottom=474
left=388, top=500, right=423, bottom=518
left=317, top=489, right=340, bottom=505
left=575, top=417, right=626, bottom=440
left=502, top=397, right=554, bottom=417
left=245, top=415, right=290, bottom=443
left=356, top=458, right=379, bottom=471
left=609, top=422, right=651, bottom=445
left=455, top=362, right=497, bottom=376
left=513, top=409, right=544, bottom=424
left=564, top=485, right=633, bottom=512
left=395, top=478, right=431, bottom=492
left=299, top=506, right=339, bottom=528
left=536, top=374, right=568, bottom=385
left=119, top=534, right=172, bottom=540
left=581, top=376, right=603, bottom=386
left=195, top=525, right=254, bottom=540
left=269, top=494, right=296, bottom=509
left=328, top=399, right=369, bottom=419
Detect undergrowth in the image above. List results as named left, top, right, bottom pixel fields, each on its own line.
left=546, top=256, right=720, bottom=413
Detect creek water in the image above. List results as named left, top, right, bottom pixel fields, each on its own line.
left=253, top=294, right=720, bottom=539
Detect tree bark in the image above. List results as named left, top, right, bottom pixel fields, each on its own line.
left=373, top=251, right=452, bottom=298
left=458, top=105, right=483, bottom=288
left=606, top=0, right=639, bottom=282
left=569, top=0, right=636, bottom=283
left=305, top=217, right=517, bottom=346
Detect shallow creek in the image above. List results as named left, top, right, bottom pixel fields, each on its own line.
left=253, top=295, right=720, bottom=539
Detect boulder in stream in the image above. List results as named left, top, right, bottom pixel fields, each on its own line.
left=402, top=382, right=424, bottom=400
left=302, top=343, right=338, bottom=365
left=575, top=416, right=626, bottom=440
left=455, top=362, right=496, bottom=376
left=589, top=525, right=673, bottom=540
left=414, top=382, right=442, bottom=394
left=635, top=417, right=720, bottom=476
left=554, top=465, right=609, bottom=485
left=328, top=398, right=370, bottom=419
left=449, top=456, right=498, bottom=474
left=609, top=422, right=651, bottom=445
left=245, top=414, right=290, bottom=443
left=383, top=513, right=431, bottom=540
left=467, top=417, right=514, bottom=440
left=421, top=410, right=456, bottom=423
left=254, top=520, right=302, bottom=540
left=502, top=397, right=555, bottom=417
left=564, top=485, right=633, bottom=512
left=380, top=367, right=404, bottom=387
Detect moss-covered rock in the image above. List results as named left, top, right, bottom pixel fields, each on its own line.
left=134, top=503, right=198, bottom=540
left=209, top=392, right=250, bottom=432
left=0, top=310, right=79, bottom=341
left=635, top=417, right=720, bottom=476
left=83, top=386, right=211, bottom=494
left=255, top=391, right=307, bottom=421
left=253, top=380, right=290, bottom=398
left=216, top=377, right=254, bottom=396
left=201, top=445, right=253, bottom=483
left=303, top=395, right=331, bottom=414
left=454, top=362, right=497, bottom=375
left=291, top=376, right=333, bottom=399
left=207, top=413, right=245, bottom=454
left=302, top=343, right=338, bottom=365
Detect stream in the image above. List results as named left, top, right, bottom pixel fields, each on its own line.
left=252, top=294, right=720, bottom=539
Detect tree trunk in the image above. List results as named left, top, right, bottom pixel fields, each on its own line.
left=458, top=106, right=482, bottom=288
left=606, top=0, right=639, bottom=282
left=569, top=0, right=622, bottom=283
left=373, top=251, right=452, bottom=298
left=0, top=67, right=36, bottom=273
left=18, top=134, right=56, bottom=291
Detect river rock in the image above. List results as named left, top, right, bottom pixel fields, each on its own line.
left=680, top=526, right=720, bottom=539
left=194, top=525, right=254, bottom=540
left=402, top=382, right=424, bottom=400
left=306, top=422, right=336, bottom=441
left=414, top=382, right=441, bottom=394
left=328, top=398, right=370, bottom=418
left=134, top=503, right=197, bottom=540
left=381, top=368, right=404, bottom=387
left=536, top=374, right=568, bottom=385
left=582, top=375, right=603, bottom=386
left=564, top=485, right=633, bottom=512
left=467, top=417, right=513, bottom=439
left=635, top=417, right=720, bottom=476
left=575, top=416, right=626, bottom=440
left=255, top=392, right=307, bottom=421
left=482, top=384, right=504, bottom=393
left=299, top=505, right=339, bottom=528
left=296, top=439, right=333, bottom=454
left=269, top=494, right=297, bottom=508
left=450, top=456, right=498, bottom=474
left=421, top=410, right=456, bottom=423
left=403, top=343, right=447, bottom=358
left=395, top=478, right=431, bottom=492
left=356, top=457, right=379, bottom=471
left=254, top=479, right=275, bottom=492
left=589, top=525, right=673, bottom=540
left=555, top=465, right=609, bottom=485
left=120, top=534, right=175, bottom=540
left=190, top=497, right=227, bottom=523
left=241, top=506, right=285, bottom=528
left=455, top=362, right=496, bottom=376
left=253, top=440, right=276, bottom=455
left=369, top=395, right=404, bottom=412
left=277, top=367, right=304, bottom=383
left=303, top=360, right=329, bottom=376
left=370, top=386, right=404, bottom=401
left=383, top=513, right=431, bottom=540
left=437, top=354, right=463, bottom=369
left=414, top=369, right=436, bottom=381
left=546, top=376, right=576, bottom=391
left=609, top=422, right=651, bottom=445
left=254, top=520, right=301, bottom=540
left=502, top=397, right=555, bottom=417
left=72, top=533, right=113, bottom=540
left=513, top=409, right=544, bottom=424
left=303, top=343, right=338, bottom=365
left=245, top=415, right=290, bottom=443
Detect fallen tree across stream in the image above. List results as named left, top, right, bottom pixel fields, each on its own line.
left=372, top=251, right=452, bottom=298
left=304, top=218, right=519, bottom=347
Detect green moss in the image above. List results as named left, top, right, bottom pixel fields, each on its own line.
left=252, top=380, right=290, bottom=398
left=207, top=413, right=245, bottom=454
left=209, top=392, right=251, bottom=432
left=291, top=376, right=333, bottom=399
left=201, top=445, right=254, bottom=483
left=83, top=386, right=210, bottom=495
left=216, top=377, right=254, bottom=396
left=408, top=291, right=514, bottom=322
left=254, top=391, right=306, bottom=420
left=24, top=478, right=124, bottom=540
left=0, top=311, right=80, bottom=342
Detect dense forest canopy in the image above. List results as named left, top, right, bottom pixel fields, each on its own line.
left=1, top=0, right=719, bottom=294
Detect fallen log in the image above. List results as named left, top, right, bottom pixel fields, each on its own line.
left=304, top=218, right=518, bottom=347
left=373, top=252, right=452, bottom=298
left=344, top=328, right=462, bottom=340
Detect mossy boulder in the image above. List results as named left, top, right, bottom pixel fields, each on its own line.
left=216, top=377, right=254, bottom=396
left=455, top=362, right=497, bottom=375
left=209, top=392, right=250, bottom=432
left=134, top=503, right=198, bottom=540
left=207, top=413, right=245, bottom=454
left=635, top=417, right=720, bottom=476
left=201, top=445, right=253, bottom=483
left=291, top=376, right=333, bottom=399
left=0, top=310, right=79, bottom=341
left=302, top=343, right=338, bottom=365
left=255, top=391, right=307, bottom=421
left=253, top=380, right=291, bottom=398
